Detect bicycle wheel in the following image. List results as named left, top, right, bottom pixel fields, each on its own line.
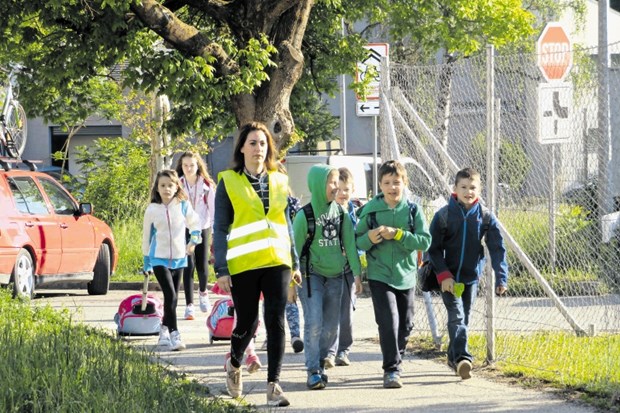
left=4, top=100, right=27, bottom=157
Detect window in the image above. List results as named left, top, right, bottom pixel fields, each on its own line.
left=9, top=177, right=50, bottom=215
left=39, top=178, right=76, bottom=215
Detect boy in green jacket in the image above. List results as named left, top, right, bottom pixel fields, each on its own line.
left=293, top=164, right=362, bottom=390
left=356, top=160, right=431, bottom=388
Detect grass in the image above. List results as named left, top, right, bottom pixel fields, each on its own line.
left=410, top=332, right=620, bottom=412
left=111, top=217, right=143, bottom=281
left=0, top=290, right=254, bottom=413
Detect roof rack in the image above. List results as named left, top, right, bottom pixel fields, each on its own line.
left=0, top=157, right=42, bottom=172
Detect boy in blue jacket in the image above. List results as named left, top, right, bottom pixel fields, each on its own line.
left=293, top=164, right=362, bottom=390
left=356, top=160, right=431, bottom=389
left=427, top=167, right=508, bottom=380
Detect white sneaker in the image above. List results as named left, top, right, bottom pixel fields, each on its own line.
left=158, top=326, right=171, bottom=347
left=225, top=357, right=243, bottom=397
left=267, top=382, right=290, bottom=407
left=199, top=291, right=211, bottom=313
left=184, top=304, right=195, bottom=320
left=170, top=330, right=186, bottom=351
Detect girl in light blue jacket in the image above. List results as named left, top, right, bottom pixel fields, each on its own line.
left=142, top=169, right=201, bottom=351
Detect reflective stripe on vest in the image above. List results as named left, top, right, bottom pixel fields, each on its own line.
left=219, top=170, right=292, bottom=275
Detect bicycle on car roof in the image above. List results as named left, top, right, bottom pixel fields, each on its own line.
left=0, top=63, right=28, bottom=158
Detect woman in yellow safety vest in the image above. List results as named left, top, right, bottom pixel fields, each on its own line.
left=213, top=121, right=301, bottom=407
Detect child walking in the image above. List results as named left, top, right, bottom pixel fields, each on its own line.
left=175, top=151, right=216, bottom=320
left=142, top=169, right=202, bottom=351
left=427, top=167, right=508, bottom=380
left=356, top=160, right=431, bottom=388
left=324, top=167, right=361, bottom=368
left=293, top=164, right=362, bottom=390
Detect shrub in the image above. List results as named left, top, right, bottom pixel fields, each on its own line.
left=74, top=138, right=151, bottom=224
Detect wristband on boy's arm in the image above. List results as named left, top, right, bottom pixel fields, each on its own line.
left=394, top=228, right=404, bottom=241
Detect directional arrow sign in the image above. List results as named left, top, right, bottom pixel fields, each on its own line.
left=356, top=101, right=380, bottom=117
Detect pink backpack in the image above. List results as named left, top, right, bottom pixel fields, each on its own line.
left=114, top=293, right=163, bottom=336
left=206, top=297, right=235, bottom=344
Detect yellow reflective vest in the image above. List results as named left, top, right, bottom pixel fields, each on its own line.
left=219, top=170, right=292, bottom=275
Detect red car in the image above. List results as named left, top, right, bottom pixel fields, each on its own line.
left=0, top=158, right=117, bottom=297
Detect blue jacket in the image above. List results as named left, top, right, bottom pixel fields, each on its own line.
left=427, top=195, right=508, bottom=288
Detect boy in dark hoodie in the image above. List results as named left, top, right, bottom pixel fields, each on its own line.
left=356, top=160, right=431, bottom=389
left=293, top=164, right=362, bottom=390
left=427, top=167, right=508, bottom=380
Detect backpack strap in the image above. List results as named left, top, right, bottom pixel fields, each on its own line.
left=300, top=203, right=315, bottom=264
left=436, top=204, right=491, bottom=237
left=367, top=201, right=417, bottom=232
left=406, top=200, right=417, bottom=233
left=480, top=205, right=492, bottom=238
left=180, top=200, right=189, bottom=216
left=300, top=203, right=314, bottom=298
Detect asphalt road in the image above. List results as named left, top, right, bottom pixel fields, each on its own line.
left=35, top=287, right=598, bottom=413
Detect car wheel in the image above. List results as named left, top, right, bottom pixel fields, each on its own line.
left=12, top=249, right=34, bottom=299
left=88, top=244, right=110, bottom=296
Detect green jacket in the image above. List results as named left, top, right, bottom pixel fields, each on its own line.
left=356, top=194, right=431, bottom=289
left=293, top=164, right=361, bottom=277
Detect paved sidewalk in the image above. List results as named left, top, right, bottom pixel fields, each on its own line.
left=37, top=288, right=597, bottom=413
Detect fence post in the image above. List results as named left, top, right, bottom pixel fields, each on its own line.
left=485, top=44, right=496, bottom=364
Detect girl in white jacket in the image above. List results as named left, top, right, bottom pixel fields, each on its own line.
left=176, top=152, right=216, bottom=320
left=142, top=169, right=201, bottom=351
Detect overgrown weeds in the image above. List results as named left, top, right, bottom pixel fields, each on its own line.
left=0, top=290, right=254, bottom=413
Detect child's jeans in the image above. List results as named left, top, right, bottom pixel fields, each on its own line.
left=327, top=269, right=355, bottom=357
left=299, top=271, right=344, bottom=374
left=285, top=302, right=301, bottom=339
left=441, top=282, right=478, bottom=366
left=368, top=279, right=414, bottom=373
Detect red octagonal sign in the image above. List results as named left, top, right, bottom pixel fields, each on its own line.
left=537, top=22, right=572, bottom=82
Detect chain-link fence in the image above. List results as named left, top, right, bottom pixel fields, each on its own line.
left=379, top=43, right=620, bottom=388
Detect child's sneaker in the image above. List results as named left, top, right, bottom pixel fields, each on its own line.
left=158, top=325, right=171, bottom=347
left=225, top=357, right=243, bottom=397
left=170, top=330, right=186, bottom=351
left=383, top=371, right=402, bottom=388
left=306, top=372, right=326, bottom=390
left=245, top=353, right=262, bottom=374
left=291, top=336, right=304, bottom=353
left=323, top=354, right=335, bottom=369
left=456, top=359, right=472, bottom=380
left=267, top=382, right=290, bottom=407
left=184, top=304, right=195, bottom=320
left=198, top=291, right=211, bottom=313
left=335, top=352, right=350, bottom=366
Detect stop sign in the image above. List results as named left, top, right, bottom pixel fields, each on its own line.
left=537, top=22, right=572, bottom=82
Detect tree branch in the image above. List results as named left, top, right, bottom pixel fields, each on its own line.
left=131, top=0, right=238, bottom=76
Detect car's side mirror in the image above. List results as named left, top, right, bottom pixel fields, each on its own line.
left=79, top=203, right=92, bottom=215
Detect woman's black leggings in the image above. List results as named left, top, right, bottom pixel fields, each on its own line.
left=153, top=266, right=183, bottom=332
left=229, top=265, right=290, bottom=383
